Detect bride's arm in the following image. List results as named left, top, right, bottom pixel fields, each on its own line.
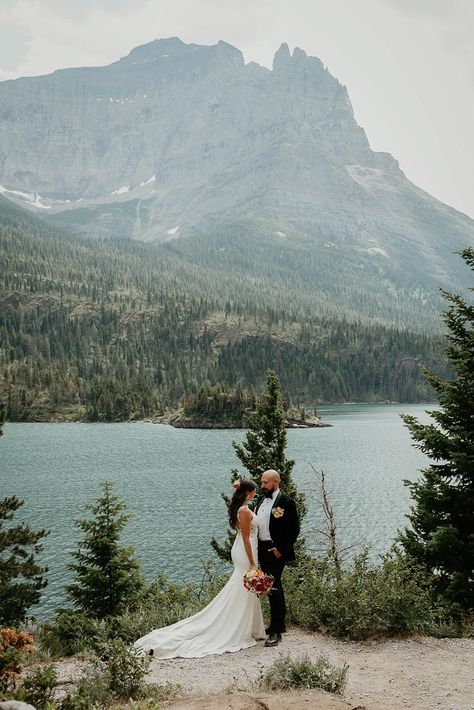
left=238, top=508, right=256, bottom=568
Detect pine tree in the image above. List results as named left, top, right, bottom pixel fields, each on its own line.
left=399, top=248, right=474, bottom=611
left=0, top=400, right=5, bottom=436
left=0, top=399, right=7, bottom=436
left=0, top=496, right=49, bottom=625
left=233, top=370, right=304, bottom=508
left=212, top=370, right=306, bottom=560
left=67, top=482, right=144, bottom=618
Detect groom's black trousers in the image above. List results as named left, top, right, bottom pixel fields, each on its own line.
left=258, top=540, right=286, bottom=633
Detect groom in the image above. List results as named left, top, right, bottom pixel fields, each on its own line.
left=256, top=469, right=300, bottom=647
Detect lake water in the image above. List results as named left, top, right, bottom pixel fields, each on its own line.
left=1, top=403, right=435, bottom=619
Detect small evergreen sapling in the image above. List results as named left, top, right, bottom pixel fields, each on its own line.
left=67, top=482, right=143, bottom=618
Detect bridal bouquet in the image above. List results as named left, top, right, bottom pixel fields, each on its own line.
left=243, top=569, right=274, bottom=596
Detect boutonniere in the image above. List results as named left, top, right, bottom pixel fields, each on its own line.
left=272, top=507, right=284, bottom=518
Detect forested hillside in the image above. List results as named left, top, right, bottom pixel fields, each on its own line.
left=0, top=197, right=448, bottom=421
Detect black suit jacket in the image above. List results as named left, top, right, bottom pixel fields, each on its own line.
left=255, top=491, right=300, bottom=562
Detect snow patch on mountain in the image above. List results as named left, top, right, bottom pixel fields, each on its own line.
left=0, top=184, right=51, bottom=209
left=140, top=175, right=156, bottom=186
left=110, top=186, right=130, bottom=195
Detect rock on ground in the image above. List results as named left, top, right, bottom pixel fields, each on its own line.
left=166, top=689, right=351, bottom=709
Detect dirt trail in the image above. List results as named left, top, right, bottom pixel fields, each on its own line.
left=56, top=629, right=474, bottom=709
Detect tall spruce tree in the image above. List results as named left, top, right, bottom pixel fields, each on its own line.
left=212, top=370, right=306, bottom=560
left=233, top=370, right=305, bottom=513
left=67, top=482, right=143, bottom=618
left=0, top=496, right=49, bottom=626
left=399, top=248, right=474, bottom=611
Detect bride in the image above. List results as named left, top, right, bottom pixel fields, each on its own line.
left=133, top=479, right=266, bottom=658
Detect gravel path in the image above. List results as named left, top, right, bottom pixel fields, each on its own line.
left=144, top=629, right=474, bottom=709
left=56, top=629, right=474, bottom=709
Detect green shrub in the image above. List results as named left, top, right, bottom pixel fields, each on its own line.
left=425, top=606, right=474, bottom=639
left=16, top=663, right=58, bottom=709
left=73, top=671, right=112, bottom=707
left=285, top=548, right=436, bottom=639
left=73, top=639, right=180, bottom=704
left=58, top=692, right=94, bottom=710
left=257, top=654, right=348, bottom=694
left=96, top=638, right=150, bottom=700
left=70, top=674, right=180, bottom=709
left=138, top=681, right=182, bottom=703
left=38, top=610, right=107, bottom=657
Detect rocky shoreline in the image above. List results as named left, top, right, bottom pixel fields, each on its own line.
left=162, top=412, right=331, bottom=429
left=5, top=408, right=331, bottom=428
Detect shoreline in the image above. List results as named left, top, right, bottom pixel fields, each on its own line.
left=3, top=418, right=331, bottom=429
left=4, top=401, right=438, bottom=427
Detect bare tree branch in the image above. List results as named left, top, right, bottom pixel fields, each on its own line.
left=308, top=463, right=341, bottom=572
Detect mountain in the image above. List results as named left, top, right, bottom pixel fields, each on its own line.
left=0, top=38, right=473, bottom=330
left=0, top=195, right=448, bottom=421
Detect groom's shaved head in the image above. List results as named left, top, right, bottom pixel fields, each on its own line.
left=261, top=469, right=280, bottom=493
left=264, top=470, right=280, bottom=483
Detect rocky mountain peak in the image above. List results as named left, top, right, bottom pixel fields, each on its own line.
left=0, top=35, right=472, bottom=303
left=124, top=36, right=187, bottom=61
left=291, top=46, right=308, bottom=62
left=116, top=37, right=244, bottom=77
left=272, top=42, right=291, bottom=69
left=273, top=43, right=324, bottom=72
left=271, top=42, right=344, bottom=107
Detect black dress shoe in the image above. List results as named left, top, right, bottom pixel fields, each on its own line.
left=264, top=632, right=282, bottom=647
left=265, top=626, right=287, bottom=634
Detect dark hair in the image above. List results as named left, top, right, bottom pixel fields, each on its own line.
left=229, top=479, right=257, bottom=529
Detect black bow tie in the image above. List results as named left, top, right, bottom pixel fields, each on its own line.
left=264, top=491, right=273, bottom=498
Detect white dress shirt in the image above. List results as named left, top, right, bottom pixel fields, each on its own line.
left=257, top=489, right=280, bottom=541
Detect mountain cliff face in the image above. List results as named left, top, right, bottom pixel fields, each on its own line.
left=0, top=38, right=380, bottom=218
left=0, top=37, right=473, bottom=327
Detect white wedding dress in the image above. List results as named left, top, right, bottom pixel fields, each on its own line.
left=133, top=508, right=266, bottom=658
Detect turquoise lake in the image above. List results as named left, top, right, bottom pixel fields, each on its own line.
left=1, top=403, right=435, bottom=618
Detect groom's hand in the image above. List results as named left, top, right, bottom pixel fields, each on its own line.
left=269, top=547, right=282, bottom=558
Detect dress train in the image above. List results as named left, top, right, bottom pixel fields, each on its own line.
left=133, top=509, right=265, bottom=659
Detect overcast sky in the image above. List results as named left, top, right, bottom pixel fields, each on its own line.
left=1, top=0, right=473, bottom=218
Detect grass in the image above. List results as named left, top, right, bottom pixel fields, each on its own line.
left=257, top=653, right=348, bottom=694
